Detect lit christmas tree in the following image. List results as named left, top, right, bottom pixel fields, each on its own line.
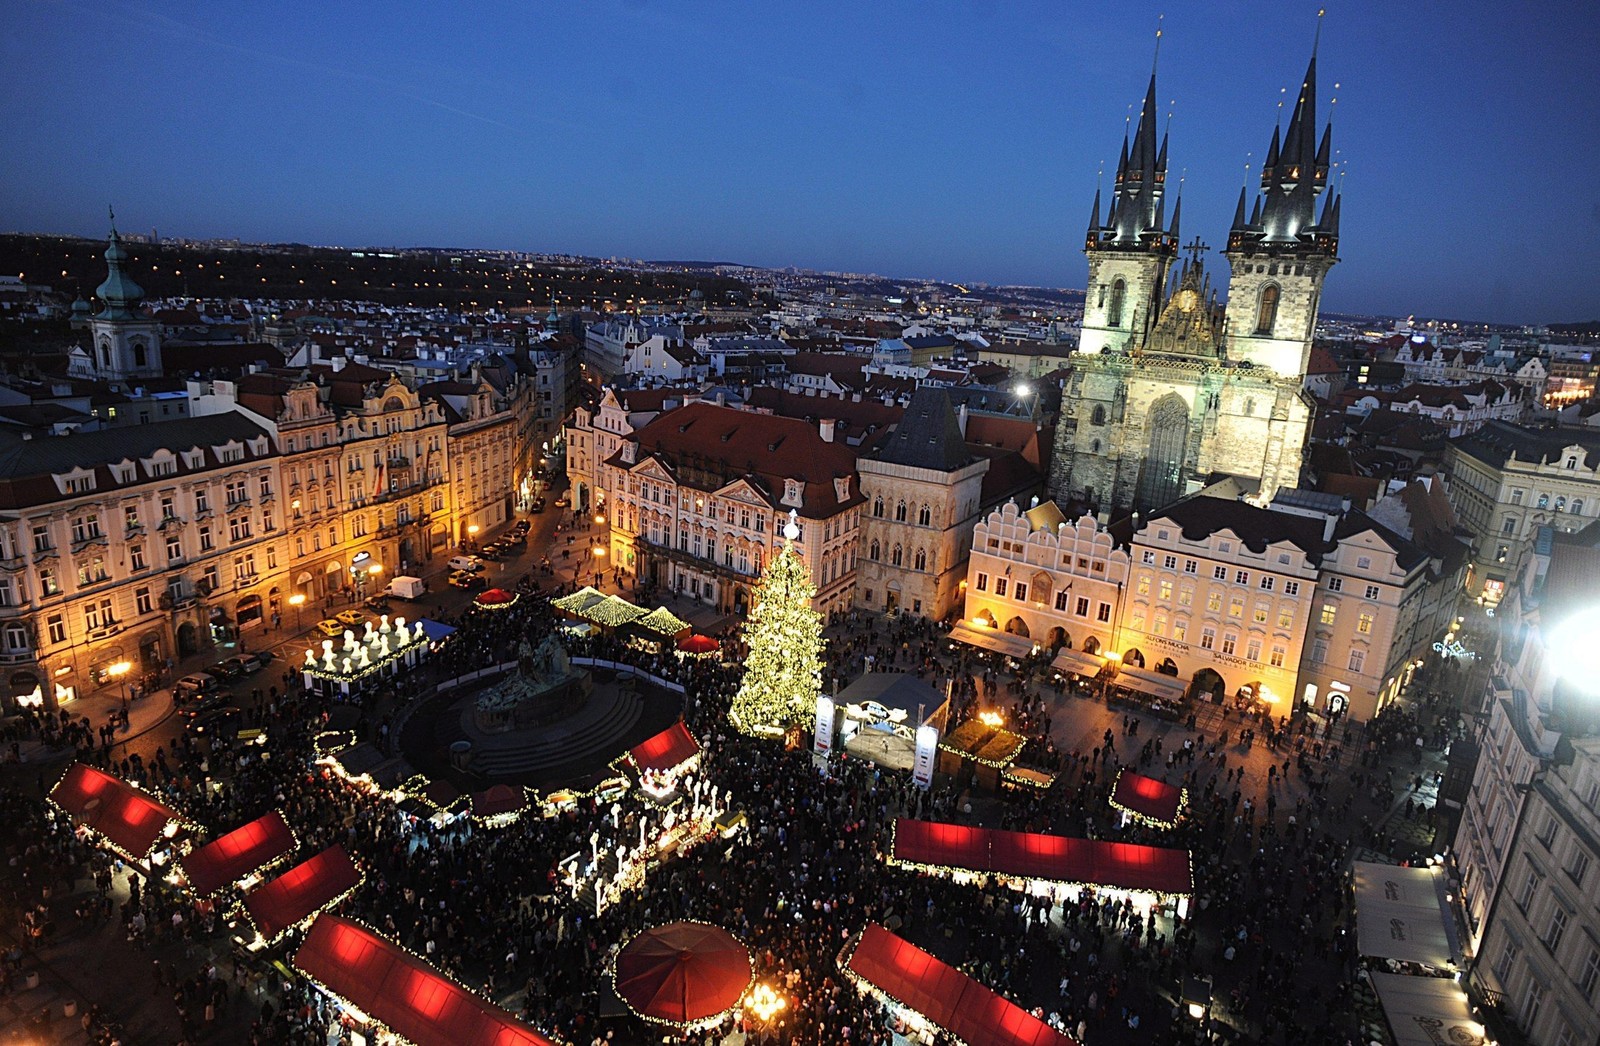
left=729, top=511, right=825, bottom=737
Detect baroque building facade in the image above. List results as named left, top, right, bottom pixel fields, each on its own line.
left=1051, top=52, right=1340, bottom=516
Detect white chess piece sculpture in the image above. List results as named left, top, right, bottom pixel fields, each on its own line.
left=322, top=640, right=337, bottom=670
left=341, top=657, right=353, bottom=674
left=357, top=647, right=371, bottom=668
left=343, top=629, right=357, bottom=651
left=363, top=620, right=375, bottom=642
left=379, top=614, right=391, bottom=634
left=379, top=634, right=392, bottom=657
left=304, top=648, right=315, bottom=666
left=413, top=621, right=426, bottom=643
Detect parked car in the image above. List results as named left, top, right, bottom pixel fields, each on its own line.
left=447, top=555, right=484, bottom=573
left=219, top=654, right=263, bottom=677
left=503, top=532, right=526, bottom=547
left=528, top=499, right=545, bottom=514
left=206, top=660, right=243, bottom=682
left=449, top=570, right=486, bottom=590
left=178, top=692, right=231, bottom=719
left=186, top=704, right=242, bottom=737
left=175, top=673, right=220, bottom=699
left=476, top=546, right=503, bottom=561
left=316, top=619, right=346, bottom=638
left=335, top=609, right=366, bottom=627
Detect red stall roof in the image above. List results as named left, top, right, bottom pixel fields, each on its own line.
left=179, top=811, right=295, bottom=898
left=629, top=721, right=701, bottom=774
left=890, top=818, right=1192, bottom=896
left=294, top=914, right=557, bottom=1046
left=845, top=924, right=1077, bottom=1046
left=242, top=845, right=362, bottom=943
left=48, top=763, right=186, bottom=862
left=1110, top=770, right=1187, bottom=827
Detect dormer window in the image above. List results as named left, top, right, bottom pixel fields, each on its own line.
left=782, top=479, right=804, bottom=507
left=834, top=477, right=852, bottom=502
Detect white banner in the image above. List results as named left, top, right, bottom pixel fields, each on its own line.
left=814, top=696, right=835, bottom=758
left=913, top=724, right=938, bottom=789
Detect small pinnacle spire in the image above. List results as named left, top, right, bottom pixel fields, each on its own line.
left=1313, top=8, right=1325, bottom=57
left=1248, top=196, right=1262, bottom=225
left=1088, top=185, right=1103, bottom=236
left=1231, top=186, right=1249, bottom=231
left=1152, top=14, right=1164, bottom=76
left=1168, top=188, right=1182, bottom=244
left=108, top=205, right=117, bottom=236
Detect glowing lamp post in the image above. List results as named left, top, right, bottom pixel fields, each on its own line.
left=107, top=660, right=131, bottom=705
left=288, top=593, right=306, bottom=632
left=746, top=982, right=787, bottom=1024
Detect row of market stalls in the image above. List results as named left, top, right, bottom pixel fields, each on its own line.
left=945, top=623, right=1188, bottom=705
left=551, top=587, right=719, bottom=657
left=300, top=615, right=456, bottom=699
left=887, top=817, right=1193, bottom=916
left=841, top=922, right=1078, bottom=1046
left=1349, top=861, right=1483, bottom=1046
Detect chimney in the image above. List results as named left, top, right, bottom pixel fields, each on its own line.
left=1322, top=512, right=1338, bottom=544
left=819, top=419, right=836, bottom=443
left=330, top=355, right=347, bottom=372
left=957, top=403, right=969, bottom=436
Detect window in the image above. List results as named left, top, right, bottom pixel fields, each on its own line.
left=994, top=578, right=1008, bottom=597
left=76, top=557, right=107, bottom=586
left=1311, top=639, right=1328, bottom=663
left=1510, top=488, right=1524, bottom=505
left=1221, top=634, right=1237, bottom=655
left=1235, top=570, right=1249, bottom=585
left=1269, top=645, right=1285, bottom=667
left=1259, top=575, right=1275, bottom=590
left=1076, top=596, right=1090, bottom=617
left=1153, top=613, right=1166, bottom=635
left=891, top=545, right=903, bottom=567
left=1108, top=278, right=1126, bottom=327
left=225, top=480, right=247, bottom=506
left=1207, top=591, right=1223, bottom=612
left=31, top=524, right=51, bottom=553
left=1320, top=604, right=1337, bottom=625
left=1013, top=582, right=1027, bottom=602
left=1575, top=498, right=1586, bottom=516
left=1200, top=627, right=1215, bottom=650
left=1253, top=603, right=1269, bottom=624
left=1517, top=868, right=1541, bottom=910
left=1503, top=516, right=1518, bottom=535
left=195, top=489, right=210, bottom=514
left=918, top=505, right=931, bottom=526
left=1522, top=981, right=1545, bottom=1029
left=46, top=614, right=66, bottom=645
left=1142, top=550, right=1156, bottom=565
left=1184, top=559, right=1197, bottom=574
left=869, top=539, right=880, bottom=561
left=124, top=505, right=140, bottom=530
left=1228, top=597, right=1244, bottom=618
left=1213, top=565, right=1228, bottom=580
left=1358, top=613, right=1374, bottom=634
left=1255, top=284, right=1279, bottom=335
left=1055, top=591, right=1069, bottom=612
left=1284, top=580, right=1300, bottom=596
left=1163, top=554, right=1177, bottom=569
left=1567, top=850, right=1590, bottom=887
left=1246, top=638, right=1262, bottom=661
left=1277, top=609, right=1294, bottom=629
left=895, top=502, right=907, bottom=523
left=134, top=586, right=152, bottom=615
left=1136, top=576, right=1150, bottom=596
left=1158, top=579, right=1173, bottom=600
left=976, top=572, right=988, bottom=592
left=1539, top=493, right=1550, bottom=509
left=1172, top=620, right=1187, bottom=642
left=129, top=545, right=146, bottom=571
left=1348, top=648, right=1365, bottom=672
left=199, top=526, right=214, bottom=552
left=229, top=516, right=252, bottom=542
left=70, top=514, right=101, bottom=543
left=1365, top=584, right=1381, bottom=600
left=166, top=535, right=182, bottom=562
left=1356, top=555, right=1372, bottom=570
left=1097, top=602, right=1111, bottom=622
left=1494, top=939, right=1521, bottom=980
left=258, top=474, right=272, bottom=498
left=1326, top=576, right=1343, bottom=592
left=1579, top=948, right=1600, bottom=1000
left=1178, top=585, right=1193, bottom=607
left=872, top=498, right=883, bottom=517
left=1130, top=610, right=1145, bottom=631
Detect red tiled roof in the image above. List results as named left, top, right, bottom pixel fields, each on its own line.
left=845, top=924, right=1078, bottom=1046
left=1110, top=770, right=1185, bottom=825
left=629, top=721, right=701, bottom=774
left=890, top=818, right=1191, bottom=894
left=242, top=845, right=362, bottom=943
left=294, top=915, right=557, bottom=1046
left=178, top=811, right=295, bottom=898
left=48, top=763, right=186, bottom=862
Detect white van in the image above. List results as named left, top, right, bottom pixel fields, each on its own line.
left=447, top=555, right=484, bottom=573
left=384, top=575, right=427, bottom=600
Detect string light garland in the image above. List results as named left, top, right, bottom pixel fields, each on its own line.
left=47, top=761, right=200, bottom=867
left=1108, top=768, right=1189, bottom=829
left=729, top=526, right=825, bottom=737
left=609, top=922, right=756, bottom=1033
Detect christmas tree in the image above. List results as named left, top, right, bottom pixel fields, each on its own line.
left=729, top=512, right=825, bottom=737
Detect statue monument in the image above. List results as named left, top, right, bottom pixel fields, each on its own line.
left=474, top=634, right=592, bottom=731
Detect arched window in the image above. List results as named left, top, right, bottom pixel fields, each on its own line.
left=1538, top=493, right=1550, bottom=509
left=869, top=539, right=880, bottom=560
left=873, top=497, right=884, bottom=518
left=1108, top=279, right=1127, bottom=328
left=891, top=545, right=903, bottom=567
left=1573, top=498, right=1585, bottom=516
left=1255, top=284, right=1280, bottom=335
left=895, top=501, right=907, bottom=523
left=1091, top=404, right=1107, bottom=426
left=1090, top=439, right=1102, bottom=454
left=914, top=548, right=928, bottom=571
left=132, top=343, right=147, bottom=367
left=917, top=504, right=931, bottom=526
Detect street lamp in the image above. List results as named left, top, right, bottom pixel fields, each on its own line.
left=288, top=593, right=306, bottom=631
left=107, top=660, right=132, bottom=711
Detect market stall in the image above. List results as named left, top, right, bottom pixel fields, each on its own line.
left=622, top=606, right=692, bottom=653
left=676, top=634, right=719, bottom=659
left=470, top=784, right=530, bottom=828
left=293, top=913, right=558, bottom=1046
left=613, top=921, right=754, bottom=1031
left=48, top=763, right=192, bottom=866
left=841, top=923, right=1078, bottom=1046
left=936, top=719, right=1026, bottom=790
left=1353, top=861, right=1463, bottom=971
left=622, top=720, right=702, bottom=797
left=473, top=587, right=520, bottom=611
left=1367, top=972, right=1486, bottom=1046
left=1109, top=769, right=1187, bottom=829
left=888, top=818, right=1192, bottom=915
left=239, top=845, right=364, bottom=946
left=177, top=810, right=296, bottom=898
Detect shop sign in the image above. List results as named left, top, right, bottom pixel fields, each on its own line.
left=913, top=725, right=938, bottom=789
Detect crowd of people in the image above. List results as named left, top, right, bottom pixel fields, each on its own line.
left=0, top=567, right=1474, bottom=1045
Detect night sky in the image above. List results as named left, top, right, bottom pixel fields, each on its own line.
left=3, top=1, right=1597, bottom=324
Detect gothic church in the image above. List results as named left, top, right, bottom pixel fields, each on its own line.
left=1049, top=43, right=1341, bottom=516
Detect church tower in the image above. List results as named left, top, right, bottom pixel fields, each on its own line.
left=88, top=213, right=163, bottom=381
left=1077, top=72, right=1181, bottom=356
left=1222, top=46, right=1340, bottom=379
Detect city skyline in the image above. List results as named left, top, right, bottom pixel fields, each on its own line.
left=4, top=1, right=1597, bottom=325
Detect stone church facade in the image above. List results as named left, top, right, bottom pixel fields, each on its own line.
left=1052, top=50, right=1341, bottom=517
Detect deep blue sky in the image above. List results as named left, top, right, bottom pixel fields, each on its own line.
left=3, top=1, right=1597, bottom=324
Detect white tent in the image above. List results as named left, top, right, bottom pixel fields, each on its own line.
left=1368, top=972, right=1485, bottom=1046
left=1352, top=862, right=1462, bottom=969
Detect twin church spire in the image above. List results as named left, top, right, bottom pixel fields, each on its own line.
left=1085, top=72, right=1178, bottom=258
